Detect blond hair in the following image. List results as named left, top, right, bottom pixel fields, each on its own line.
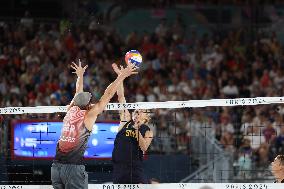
left=140, top=109, right=151, bottom=124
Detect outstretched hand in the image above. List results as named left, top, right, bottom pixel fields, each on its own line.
left=71, top=59, right=88, bottom=77
left=112, top=62, right=137, bottom=78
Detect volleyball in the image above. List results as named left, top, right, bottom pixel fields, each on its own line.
left=125, top=50, right=142, bottom=68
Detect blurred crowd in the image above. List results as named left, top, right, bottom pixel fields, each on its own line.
left=1, top=9, right=284, bottom=180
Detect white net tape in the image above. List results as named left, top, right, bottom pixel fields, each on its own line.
left=0, top=183, right=281, bottom=189
left=0, top=96, right=284, bottom=114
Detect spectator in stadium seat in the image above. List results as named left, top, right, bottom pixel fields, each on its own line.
left=244, top=126, right=266, bottom=151
left=271, top=155, right=284, bottom=183
left=20, top=11, right=33, bottom=30
left=221, top=79, right=239, bottom=98
left=263, top=122, right=276, bottom=143
left=220, top=131, right=235, bottom=153
left=274, top=125, right=284, bottom=154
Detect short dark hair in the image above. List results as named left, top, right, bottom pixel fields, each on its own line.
left=78, top=102, right=91, bottom=110
left=73, top=92, right=92, bottom=108
left=275, top=155, right=284, bottom=166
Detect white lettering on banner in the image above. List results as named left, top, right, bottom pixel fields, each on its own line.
left=98, top=184, right=276, bottom=189
left=0, top=186, right=24, bottom=189
left=21, top=138, right=37, bottom=147
left=0, top=186, right=23, bottom=189
left=225, top=183, right=269, bottom=189
left=34, top=125, right=48, bottom=132
left=106, top=103, right=139, bottom=110
left=226, top=98, right=265, bottom=105
left=58, top=106, right=67, bottom=111
left=0, top=184, right=281, bottom=189
left=0, top=107, right=24, bottom=114
left=102, top=185, right=140, bottom=189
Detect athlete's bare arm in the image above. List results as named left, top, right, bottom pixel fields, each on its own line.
left=136, top=129, right=153, bottom=152
left=112, top=63, right=131, bottom=131
left=84, top=63, right=137, bottom=129
left=67, top=59, right=88, bottom=111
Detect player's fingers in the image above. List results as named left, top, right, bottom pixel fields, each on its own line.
left=112, top=63, right=121, bottom=74
left=70, top=64, right=77, bottom=70
left=112, top=63, right=118, bottom=68
left=71, top=62, right=78, bottom=68
left=126, top=60, right=133, bottom=68
left=131, top=66, right=138, bottom=72
left=78, top=59, right=82, bottom=67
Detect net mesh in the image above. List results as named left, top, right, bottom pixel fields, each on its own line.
left=0, top=103, right=282, bottom=184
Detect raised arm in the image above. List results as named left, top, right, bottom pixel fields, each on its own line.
left=117, top=83, right=131, bottom=128
left=86, top=63, right=137, bottom=121
left=112, top=63, right=131, bottom=131
left=71, top=59, right=88, bottom=95
left=67, top=60, right=88, bottom=111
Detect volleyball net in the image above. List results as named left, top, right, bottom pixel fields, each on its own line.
left=0, top=96, right=283, bottom=184
left=0, top=96, right=284, bottom=114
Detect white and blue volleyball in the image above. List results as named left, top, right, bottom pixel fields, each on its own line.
left=125, top=50, right=142, bottom=68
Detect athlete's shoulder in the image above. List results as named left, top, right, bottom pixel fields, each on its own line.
left=123, top=120, right=133, bottom=127
left=85, top=103, right=99, bottom=116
